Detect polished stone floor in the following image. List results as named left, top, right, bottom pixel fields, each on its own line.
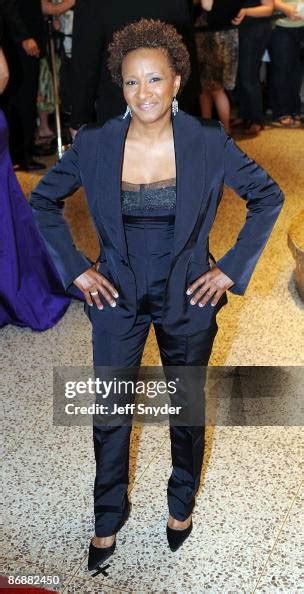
left=1, top=124, right=303, bottom=593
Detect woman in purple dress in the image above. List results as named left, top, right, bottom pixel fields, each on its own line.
left=0, top=47, right=71, bottom=330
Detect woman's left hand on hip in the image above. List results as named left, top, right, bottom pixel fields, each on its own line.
left=186, top=266, right=234, bottom=308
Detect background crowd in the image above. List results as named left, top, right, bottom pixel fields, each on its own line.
left=0, top=0, right=303, bottom=171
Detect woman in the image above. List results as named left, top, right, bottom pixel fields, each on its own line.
left=193, top=0, right=244, bottom=132
left=0, top=45, right=9, bottom=93
left=269, top=0, right=304, bottom=127
left=232, top=0, right=274, bottom=134
left=35, top=0, right=75, bottom=145
left=1, top=0, right=47, bottom=170
left=29, top=19, right=284, bottom=569
left=0, top=42, right=72, bottom=330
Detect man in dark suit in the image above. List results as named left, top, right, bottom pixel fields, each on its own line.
left=1, top=0, right=46, bottom=170
left=71, top=0, right=201, bottom=130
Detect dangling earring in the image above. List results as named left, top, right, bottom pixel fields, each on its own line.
left=123, top=105, right=132, bottom=119
left=172, top=96, right=179, bottom=117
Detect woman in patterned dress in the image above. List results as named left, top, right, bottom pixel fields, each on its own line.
left=193, top=0, right=243, bottom=132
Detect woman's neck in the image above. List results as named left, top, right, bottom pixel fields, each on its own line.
left=128, top=111, right=173, bottom=146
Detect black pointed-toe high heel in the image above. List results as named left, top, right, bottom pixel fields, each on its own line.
left=166, top=519, right=193, bottom=552
left=88, top=500, right=131, bottom=571
left=88, top=538, right=116, bottom=571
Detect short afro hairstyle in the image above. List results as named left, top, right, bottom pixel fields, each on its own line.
left=107, top=18, right=190, bottom=91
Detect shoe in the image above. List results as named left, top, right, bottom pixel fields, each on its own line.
left=166, top=519, right=193, bottom=552
left=88, top=499, right=131, bottom=571
left=15, top=159, right=46, bottom=171
left=272, top=115, right=298, bottom=128
left=243, top=122, right=264, bottom=135
left=88, top=538, right=116, bottom=571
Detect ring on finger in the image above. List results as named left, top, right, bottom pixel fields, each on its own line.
left=90, top=290, right=99, bottom=296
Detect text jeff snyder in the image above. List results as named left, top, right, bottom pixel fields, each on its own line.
left=65, top=403, right=182, bottom=416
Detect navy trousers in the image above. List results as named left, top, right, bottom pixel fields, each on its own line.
left=91, top=216, right=218, bottom=536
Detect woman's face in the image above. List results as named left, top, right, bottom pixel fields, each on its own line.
left=121, top=47, right=181, bottom=123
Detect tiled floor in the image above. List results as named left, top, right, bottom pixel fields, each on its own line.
left=1, top=125, right=303, bottom=592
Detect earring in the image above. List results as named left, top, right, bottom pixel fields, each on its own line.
left=123, top=105, right=132, bottom=119
left=172, top=96, right=179, bottom=117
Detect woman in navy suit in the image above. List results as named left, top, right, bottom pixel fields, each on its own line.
left=30, top=19, right=284, bottom=570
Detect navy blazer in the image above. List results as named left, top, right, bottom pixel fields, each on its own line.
left=29, top=110, right=284, bottom=335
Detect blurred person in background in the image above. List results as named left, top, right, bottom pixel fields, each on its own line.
left=70, top=0, right=201, bottom=134
left=57, top=0, right=74, bottom=120
left=0, top=44, right=9, bottom=94
left=232, top=0, right=274, bottom=135
left=34, top=0, right=75, bottom=151
left=0, top=43, right=70, bottom=330
left=269, top=0, right=304, bottom=127
left=193, top=0, right=244, bottom=132
left=1, top=0, right=47, bottom=170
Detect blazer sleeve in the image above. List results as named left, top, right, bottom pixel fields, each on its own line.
left=216, top=124, right=284, bottom=295
left=29, top=126, right=93, bottom=290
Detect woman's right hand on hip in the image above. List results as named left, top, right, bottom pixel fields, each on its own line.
left=73, top=266, right=119, bottom=310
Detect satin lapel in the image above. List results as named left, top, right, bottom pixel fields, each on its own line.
left=172, top=111, right=207, bottom=257
left=97, top=113, right=131, bottom=260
